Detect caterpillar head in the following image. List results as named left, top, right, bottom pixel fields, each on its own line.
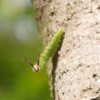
left=23, top=56, right=40, bottom=72
left=33, top=64, right=40, bottom=72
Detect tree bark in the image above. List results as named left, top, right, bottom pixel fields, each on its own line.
left=32, top=0, right=100, bottom=100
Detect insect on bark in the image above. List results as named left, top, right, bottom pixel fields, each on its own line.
left=23, top=28, right=64, bottom=72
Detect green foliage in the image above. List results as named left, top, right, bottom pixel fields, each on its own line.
left=0, top=34, right=51, bottom=100
left=0, top=0, right=51, bottom=100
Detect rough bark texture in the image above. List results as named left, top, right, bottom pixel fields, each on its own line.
left=32, top=0, right=100, bottom=100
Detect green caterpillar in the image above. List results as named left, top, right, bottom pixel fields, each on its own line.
left=23, top=28, right=64, bottom=72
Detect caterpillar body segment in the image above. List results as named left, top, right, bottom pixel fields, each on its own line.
left=39, top=28, right=64, bottom=69
left=23, top=28, right=64, bottom=72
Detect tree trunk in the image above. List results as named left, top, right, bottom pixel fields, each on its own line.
left=32, top=0, right=100, bottom=100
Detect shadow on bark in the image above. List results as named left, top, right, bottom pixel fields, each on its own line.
left=52, top=33, right=65, bottom=100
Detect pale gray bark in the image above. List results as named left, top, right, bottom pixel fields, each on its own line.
left=32, top=0, right=100, bottom=100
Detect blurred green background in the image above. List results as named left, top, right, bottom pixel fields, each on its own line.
left=0, top=0, right=51, bottom=100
